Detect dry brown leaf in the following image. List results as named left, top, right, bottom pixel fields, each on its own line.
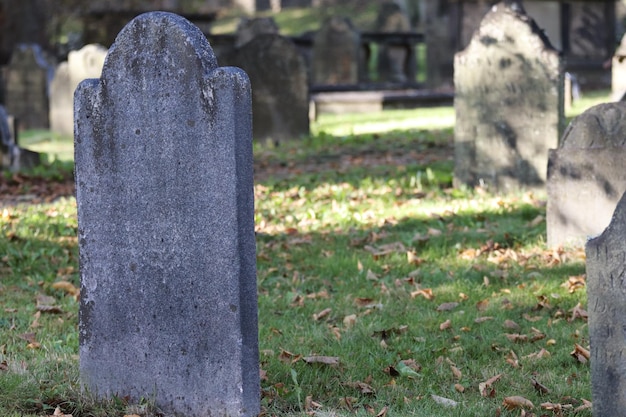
left=366, top=269, right=379, bottom=281
left=571, top=343, right=590, bottom=364
left=51, top=280, right=80, bottom=297
left=506, top=350, right=519, bottom=368
left=348, top=381, right=375, bottom=395
left=406, top=251, right=423, bottom=265
left=410, top=288, right=434, bottom=300
left=531, top=378, right=550, bottom=394
left=573, top=399, right=592, bottom=412
left=503, top=319, right=520, bottom=330
left=450, top=365, right=462, bottom=380
left=502, top=396, right=534, bottom=410
left=561, top=275, right=586, bottom=293
left=479, top=373, right=502, bottom=397
left=505, top=333, right=528, bottom=343
left=475, top=298, right=489, bottom=311
left=475, top=316, right=494, bottom=323
left=313, top=308, right=332, bottom=321
left=355, top=297, right=376, bottom=307
left=436, top=302, right=459, bottom=312
left=439, top=319, right=452, bottom=331
left=343, top=314, right=357, bottom=328
left=522, top=313, right=543, bottom=322
left=303, top=355, right=340, bottom=366
left=400, top=359, right=422, bottom=373
left=278, top=349, right=302, bottom=364
left=50, top=407, right=73, bottom=417
left=454, top=383, right=465, bottom=393
left=569, top=303, right=588, bottom=322
left=524, top=348, right=551, bottom=360
left=375, top=406, right=388, bottom=417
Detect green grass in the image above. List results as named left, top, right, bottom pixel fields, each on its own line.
left=0, top=92, right=611, bottom=416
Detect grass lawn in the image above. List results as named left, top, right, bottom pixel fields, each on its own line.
left=0, top=93, right=609, bottom=416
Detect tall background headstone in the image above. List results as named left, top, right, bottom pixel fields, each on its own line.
left=547, top=102, right=626, bottom=247
left=375, top=2, right=412, bottom=83
left=454, top=1, right=563, bottom=191
left=586, top=191, right=626, bottom=417
left=50, top=44, right=107, bottom=136
left=74, top=12, right=259, bottom=417
left=5, top=43, right=55, bottom=130
left=234, top=33, right=309, bottom=143
left=312, top=16, right=361, bottom=86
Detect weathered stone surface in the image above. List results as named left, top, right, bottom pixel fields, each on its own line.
left=233, top=33, right=309, bottom=143
left=454, top=1, right=562, bottom=191
left=547, top=102, right=626, bottom=247
left=586, top=191, right=626, bottom=417
left=612, top=34, right=626, bottom=101
left=75, top=12, right=259, bottom=417
left=312, top=16, right=361, bottom=86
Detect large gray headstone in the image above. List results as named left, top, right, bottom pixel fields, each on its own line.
left=5, top=43, right=55, bottom=130
left=453, top=1, right=563, bottom=192
left=586, top=191, right=626, bottom=416
left=74, top=12, right=259, bottom=417
left=547, top=102, right=626, bottom=248
left=312, top=16, right=361, bottom=86
left=234, top=33, right=309, bottom=143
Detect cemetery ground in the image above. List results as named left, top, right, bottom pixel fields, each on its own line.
left=0, top=94, right=609, bottom=417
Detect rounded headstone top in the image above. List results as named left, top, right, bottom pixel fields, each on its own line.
left=561, top=102, right=626, bottom=148
left=103, top=11, right=218, bottom=80
left=235, top=17, right=279, bottom=48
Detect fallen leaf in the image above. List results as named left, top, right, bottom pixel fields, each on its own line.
left=571, top=343, right=590, bottom=364
left=313, top=308, right=332, bottom=321
left=523, top=313, right=543, bottom=322
left=50, top=406, right=73, bottom=417
left=476, top=299, right=489, bottom=311
left=475, top=316, right=494, bottom=323
left=375, top=406, right=388, bottom=417
left=278, top=349, right=301, bottom=364
left=524, top=348, right=551, bottom=360
left=573, top=399, right=592, bottom=412
left=431, top=394, right=458, bottom=407
left=502, top=396, right=534, bottom=410
left=506, top=350, right=519, bottom=368
left=505, top=333, right=528, bottom=343
left=51, top=280, right=80, bottom=297
left=406, top=251, right=423, bottom=265
left=436, top=302, right=459, bottom=312
left=454, top=383, right=465, bottom=393
left=439, top=319, right=452, bottom=331
left=303, top=356, right=339, bottom=366
left=410, top=288, right=434, bottom=300
left=347, top=381, right=375, bottom=395
left=479, top=373, right=502, bottom=397
left=561, top=275, right=585, bottom=293
left=569, top=303, right=588, bottom=322
left=343, top=314, right=357, bottom=328
left=531, top=378, right=550, bottom=394
left=450, top=365, right=462, bottom=380
left=503, top=319, right=520, bottom=330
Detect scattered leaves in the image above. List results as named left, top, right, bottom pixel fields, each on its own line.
left=570, top=343, right=590, bottom=364
left=436, top=302, right=459, bottom=312
left=502, top=396, right=534, bottom=410
left=303, top=356, right=340, bottom=366
left=431, top=394, right=458, bottom=407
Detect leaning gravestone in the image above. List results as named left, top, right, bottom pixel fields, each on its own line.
left=234, top=33, right=309, bottom=143
left=312, top=16, right=361, bottom=86
left=454, top=1, right=563, bottom=191
left=547, top=102, right=626, bottom=247
left=5, top=43, right=55, bottom=130
left=74, top=12, right=259, bottom=417
left=586, top=191, right=626, bottom=416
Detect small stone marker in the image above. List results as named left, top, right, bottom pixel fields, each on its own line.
left=312, top=16, right=361, bottom=86
left=0, top=105, right=40, bottom=171
left=586, top=191, right=626, bottom=416
left=234, top=33, right=309, bottom=143
left=547, top=102, right=626, bottom=247
left=74, top=12, right=259, bottom=417
left=454, top=1, right=562, bottom=191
